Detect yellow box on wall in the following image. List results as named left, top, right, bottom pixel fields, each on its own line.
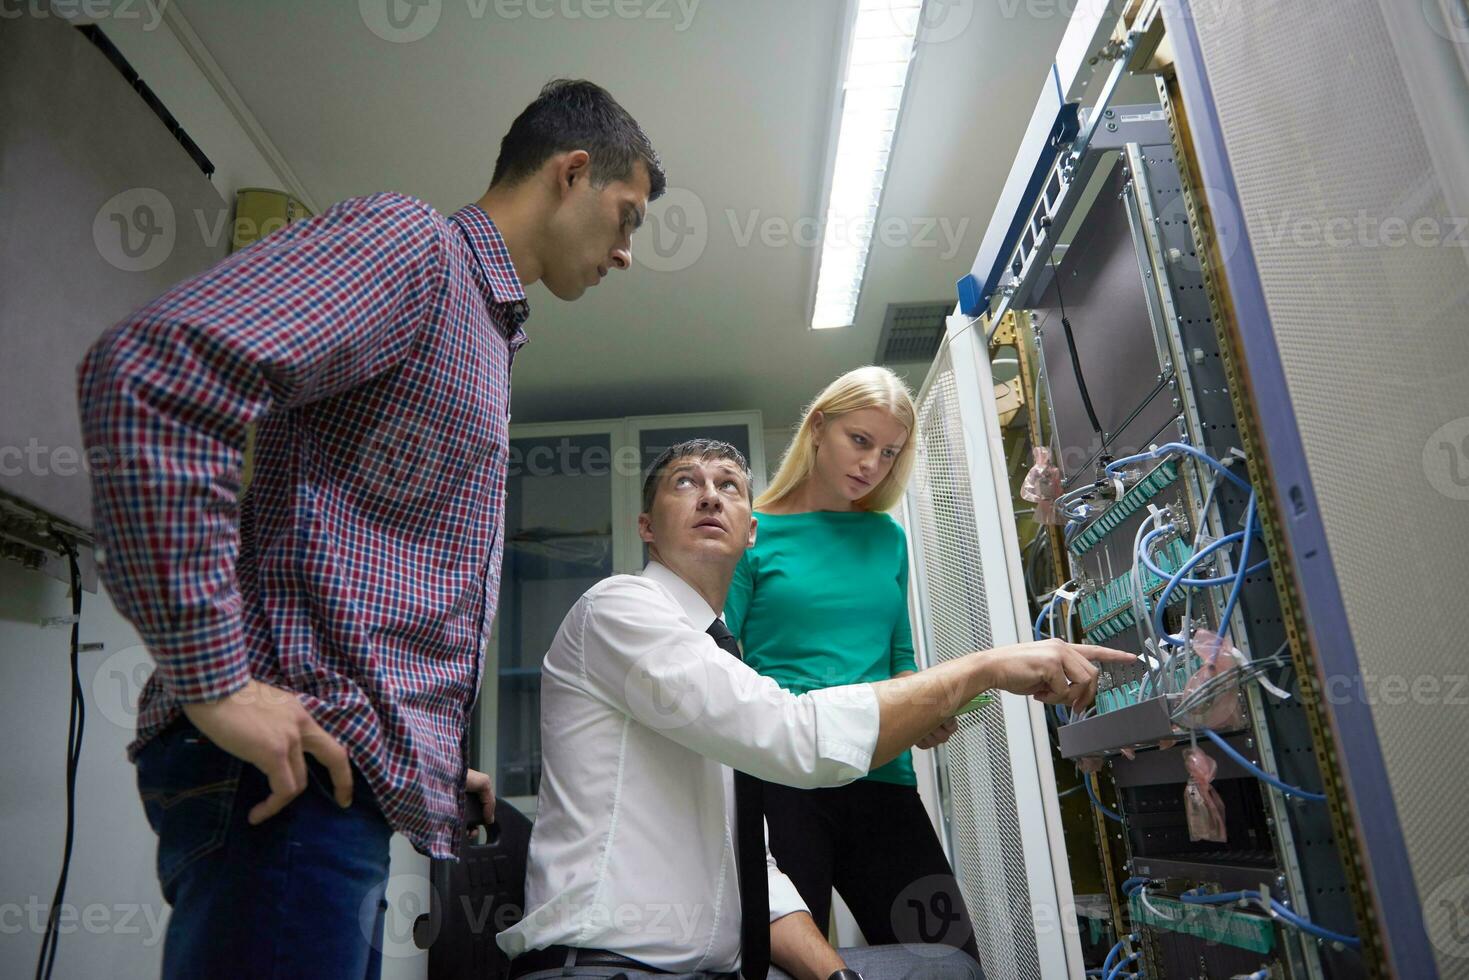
left=232, top=187, right=312, bottom=252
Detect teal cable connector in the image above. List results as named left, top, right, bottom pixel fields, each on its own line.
left=1070, top=460, right=1181, bottom=557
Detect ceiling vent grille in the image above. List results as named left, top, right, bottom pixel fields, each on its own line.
left=876, top=301, right=949, bottom=364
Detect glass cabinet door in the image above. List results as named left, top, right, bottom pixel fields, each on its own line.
left=475, top=414, right=760, bottom=809
left=491, top=428, right=619, bottom=802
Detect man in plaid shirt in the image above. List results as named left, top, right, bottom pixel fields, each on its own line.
left=78, top=79, right=664, bottom=980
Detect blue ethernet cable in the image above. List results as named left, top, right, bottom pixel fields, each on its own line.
left=1034, top=593, right=1060, bottom=640
left=1138, top=524, right=1269, bottom=587
left=1178, top=888, right=1360, bottom=948
left=1200, top=729, right=1327, bottom=802
left=1178, top=888, right=1253, bottom=905
left=1268, top=900, right=1361, bottom=948
left=1121, top=876, right=1149, bottom=895
left=1152, top=532, right=1249, bottom=646
left=1105, top=951, right=1141, bottom=980
left=1105, top=442, right=1252, bottom=494
left=1101, top=936, right=1133, bottom=977
left=1218, top=493, right=1256, bottom=636
left=1085, top=772, right=1124, bottom=823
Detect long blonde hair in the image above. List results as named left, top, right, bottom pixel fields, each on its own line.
left=758, top=366, right=918, bottom=513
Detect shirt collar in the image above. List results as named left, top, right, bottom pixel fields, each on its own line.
left=448, top=204, right=530, bottom=324
left=641, top=561, right=720, bottom=627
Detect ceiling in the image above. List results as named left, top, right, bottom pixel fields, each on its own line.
left=174, top=0, right=1078, bottom=432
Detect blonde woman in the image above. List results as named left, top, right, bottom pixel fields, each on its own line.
left=725, top=366, right=979, bottom=962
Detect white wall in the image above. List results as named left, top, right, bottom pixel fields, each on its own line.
left=91, top=0, right=316, bottom=210
left=0, top=5, right=427, bottom=977
left=0, top=562, right=169, bottom=978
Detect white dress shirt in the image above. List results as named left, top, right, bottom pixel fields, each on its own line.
left=497, top=562, right=881, bottom=973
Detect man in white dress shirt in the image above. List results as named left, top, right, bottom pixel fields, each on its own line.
left=497, top=439, right=1133, bottom=980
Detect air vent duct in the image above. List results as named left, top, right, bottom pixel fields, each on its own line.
left=876, top=301, right=950, bottom=364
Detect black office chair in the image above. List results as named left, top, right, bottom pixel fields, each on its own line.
left=415, top=796, right=534, bottom=980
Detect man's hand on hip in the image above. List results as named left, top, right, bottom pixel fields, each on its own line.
left=181, top=679, right=353, bottom=824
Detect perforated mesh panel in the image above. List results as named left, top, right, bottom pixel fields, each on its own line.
left=1189, top=1, right=1469, bottom=972
left=908, top=351, right=1041, bottom=980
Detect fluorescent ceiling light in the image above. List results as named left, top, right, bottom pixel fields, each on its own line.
left=811, top=0, right=923, bottom=330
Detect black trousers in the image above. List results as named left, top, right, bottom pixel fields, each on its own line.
left=760, top=778, right=982, bottom=964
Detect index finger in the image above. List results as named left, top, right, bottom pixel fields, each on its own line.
left=1068, top=644, right=1142, bottom=665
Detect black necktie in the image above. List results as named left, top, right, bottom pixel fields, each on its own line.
left=706, top=618, right=770, bottom=980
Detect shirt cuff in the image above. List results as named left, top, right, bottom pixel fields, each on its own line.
left=768, top=868, right=810, bottom=923
left=147, top=617, right=252, bottom=703
left=804, top=682, right=879, bottom=780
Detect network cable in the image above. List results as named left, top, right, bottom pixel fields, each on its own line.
left=1178, top=888, right=1360, bottom=948
left=35, top=533, right=85, bottom=980
left=1105, top=951, right=1141, bottom=980
left=1137, top=523, right=1268, bottom=587
left=1106, top=442, right=1252, bottom=495
left=1151, top=531, right=1250, bottom=647
left=1218, top=493, right=1257, bottom=638
left=1137, top=885, right=1177, bottom=922
left=1034, top=594, right=1059, bottom=641
left=1084, top=771, right=1124, bottom=823
left=1196, top=729, right=1326, bottom=802
left=1100, top=935, right=1136, bottom=978
left=1167, top=643, right=1291, bottom=722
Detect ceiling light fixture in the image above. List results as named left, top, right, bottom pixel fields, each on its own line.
left=810, top=0, right=925, bottom=330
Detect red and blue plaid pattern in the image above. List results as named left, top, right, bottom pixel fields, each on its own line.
left=79, top=193, right=528, bottom=858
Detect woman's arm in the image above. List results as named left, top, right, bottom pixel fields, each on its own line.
left=889, top=528, right=920, bottom=677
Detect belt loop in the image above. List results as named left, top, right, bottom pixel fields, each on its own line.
left=561, top=947, right=578, bottom=975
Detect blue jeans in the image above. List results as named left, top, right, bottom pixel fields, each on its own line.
left=136, top=718, right=393, bottom=980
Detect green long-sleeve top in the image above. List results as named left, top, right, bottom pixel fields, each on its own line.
left=724, top=509, right=918, bottom=785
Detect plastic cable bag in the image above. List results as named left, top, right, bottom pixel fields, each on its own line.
left=1183, top=745, right=1228, bottom=842
left=1177, top=629, right=1247, bottom=730
left=1022, top=447, right=1065, bottom=525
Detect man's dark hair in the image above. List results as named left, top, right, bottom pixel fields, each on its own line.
left=641, top=439, right=752, bottom=514
left=491, top=79, right=666, bottom=201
